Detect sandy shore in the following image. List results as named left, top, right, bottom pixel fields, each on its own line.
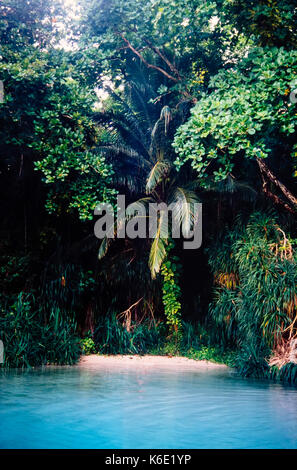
left=78, top=354, right=228, bottom=371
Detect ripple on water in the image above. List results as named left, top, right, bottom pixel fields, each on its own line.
left=0, top=366, right=297, bottom=449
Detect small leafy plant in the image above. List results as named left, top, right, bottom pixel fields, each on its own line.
left=80, top=333, right=97, bottom=355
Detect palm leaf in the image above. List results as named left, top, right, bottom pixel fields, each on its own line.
left=206, top=175, right=258, bottom=201
left=98, top=145, right=152, bottom=170
left=98, top=217, right=122, bottom=260
left=169, top=187, right=201, bottom=237
left=125, top=197, right=153, bottom=218
left=98, top=235, right=112, bottom=260
left=149, top=211, right=168, bottom=278
left=146, top=160, right=171, bottom=194
left=98, top=198, right=153, bottom=260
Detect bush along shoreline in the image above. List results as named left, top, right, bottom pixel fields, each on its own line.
left=0, top=294, right=80, bottom=368
left=2, top=296, right=296, bottom=386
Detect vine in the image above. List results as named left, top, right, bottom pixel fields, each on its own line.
left=161, top=243, right=182, bottom=340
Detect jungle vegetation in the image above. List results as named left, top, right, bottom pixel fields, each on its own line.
left=0, top=0, right=297, bottom=383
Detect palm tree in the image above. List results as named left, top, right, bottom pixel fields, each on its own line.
left=92, top=81, right=200, bottom=334
left=96, top=101, right=200, bottom=279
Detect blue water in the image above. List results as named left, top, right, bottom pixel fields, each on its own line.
left=0, top=364, right=297, bottom=449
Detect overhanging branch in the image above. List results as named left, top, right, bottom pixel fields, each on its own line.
left=257, top=157, right=297, bottom=208
left=118, top=33, right=179, bottom=83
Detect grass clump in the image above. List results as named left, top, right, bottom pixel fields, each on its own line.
left=0, top=293, right=81, bottom=368
left=93, top=313, right=166, bottom=355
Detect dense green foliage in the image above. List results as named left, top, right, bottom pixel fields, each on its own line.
left=94, top=314, right=165, bottom=355
left=80, top=0, right=237, bottom=102
left=173, top=47, right=297, bottom=185
left=78, top=315, right=236, bottom=365
left=0, top=44, right=116, bottom=222
left=0, top=294, right=80, bottom=367
left=224, top=0, right=297, bottom=48
left=161, top=256, right=182, bottom=334
left=0, top=0, right=297, bottom=384
left=208, top=212, right=297, bottom=373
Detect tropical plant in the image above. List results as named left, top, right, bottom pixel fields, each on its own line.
left=80, top=332, right=97, bottom=355
left=208, top=211, right=297, bottom=377
left=96, top=98, right=201, bottom=333
left=224, top=0, right=297, bottom=48
left=80, top=0, right=242, bottom=103
left=94, top=312, right=165, bottom=355
left=0, top=294, right=80, bottom=368
left=161, top=253, right=182, bottom=335
left=1, top=0, right=297, bottom=385
left=173, top=46, right=297, bottom=214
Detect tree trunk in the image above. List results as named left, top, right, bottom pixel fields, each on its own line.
left=256, top=157, right=297, bottom=209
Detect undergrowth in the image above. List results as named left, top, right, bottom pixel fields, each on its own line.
left=0, top=293, right=81, bottom=368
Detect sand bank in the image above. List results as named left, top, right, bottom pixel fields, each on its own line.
left=78, top=354, right=228, bottom=371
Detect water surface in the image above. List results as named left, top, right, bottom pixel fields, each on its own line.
left=0, top=364, right=297, bottom=449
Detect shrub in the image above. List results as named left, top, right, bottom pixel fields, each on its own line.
left=270, top=363, right=297, bottom=384
left=0, top=294, right=80, bottom=368
left=207, top=212, right=297, bottom=380
left=94, top=313, right=166, bottom=355
left=80, top=333, right=97, bottom=355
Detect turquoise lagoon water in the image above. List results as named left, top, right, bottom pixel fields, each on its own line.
left=0, top=364, right=297, bottom=449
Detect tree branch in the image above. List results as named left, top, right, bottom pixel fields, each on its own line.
left=118, top=33, right=179, bottom=83
left=259, top=163, right=296, bottom=215
left=264, top=187, right=296, bottom=215
left=142, top=37, right=195, bottom=101
left=257, top=157, right=297, bottom=208
left=126, top=25, right=183, bottom=80
left=142, top=37, right=183, bottom=81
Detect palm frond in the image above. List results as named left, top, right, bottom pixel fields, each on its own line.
left=149, top=211, right=168, bottom=279
left=151, top=106, right=172, bottom=145
left=97, top=145, right=152, bottom=170
left=160, top=106, right=172, bottom=135
left=98, top=235, right=112, bottom=260
left=169, top=187, right=201, bottom=237
left=93, top=111, right=151, bottom=159
left=146, top=160, right=171, bottom=194
left=206, top=175, right=258, bottom=201
left=125, top=197, right=153, bottom=218
left=98, top=198, right=153, bottom=260
left=98, top=217, right=122, bottom=260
